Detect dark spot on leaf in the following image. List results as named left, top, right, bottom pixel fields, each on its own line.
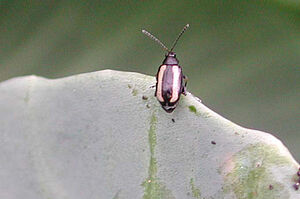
left=172, top=118, right=175, bottom=123
left=142, top=95, right=148, bottom=100
left=256, top=162, right=261, bottom=168
left=128, top=84, right=132, bottom=89
left=211, top=141, right=216, bottom=145
left=269, top=185, right=273, bottom=190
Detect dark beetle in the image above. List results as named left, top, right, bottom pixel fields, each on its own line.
left=142, top=24, right=189, bottom=112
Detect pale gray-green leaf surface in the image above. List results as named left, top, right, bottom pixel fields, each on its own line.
left=0, top=70, right=299, bottom=199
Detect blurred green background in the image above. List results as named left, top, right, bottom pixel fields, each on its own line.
left=0, top=0, right=299, bottom=161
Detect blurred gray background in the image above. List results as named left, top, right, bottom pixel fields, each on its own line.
left=0, top=0, right=299, bottom=161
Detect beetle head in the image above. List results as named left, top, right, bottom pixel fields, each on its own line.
left=163, top=52, right=179, bottom=65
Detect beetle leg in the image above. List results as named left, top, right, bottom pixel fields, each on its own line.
left=149, top=85, right=156, bottom=89
left=183, top=75, right=188, bottom=87
left=182, top=75, right=188, bottom=95
left=182, top=87, right=187, bottom=96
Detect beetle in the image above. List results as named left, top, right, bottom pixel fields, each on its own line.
left=142, top=24, right=190, bottom=113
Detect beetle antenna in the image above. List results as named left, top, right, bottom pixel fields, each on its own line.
left=170, top=24, right=189, bottom=52
left=142, top=29, right=169, bottom=52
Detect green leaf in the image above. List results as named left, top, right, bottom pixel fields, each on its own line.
left=0, top=70, right=299, bottom=199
